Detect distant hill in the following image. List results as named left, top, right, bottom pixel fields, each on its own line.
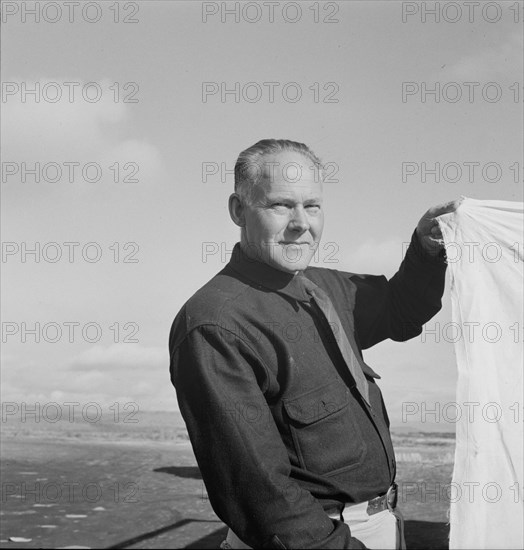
left=390, top=421, right=456, bottom=435
left=1, top=409, right=189, bottom=443
left=1, top=409, right=455, bottom=443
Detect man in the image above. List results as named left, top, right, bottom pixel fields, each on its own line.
left=169, top=139, right=459, bottom=549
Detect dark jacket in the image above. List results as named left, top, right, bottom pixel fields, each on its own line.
left=169, top=231, right=446, bottom=548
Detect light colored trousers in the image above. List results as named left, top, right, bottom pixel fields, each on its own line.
left=223, top=502, right=406, bottom=549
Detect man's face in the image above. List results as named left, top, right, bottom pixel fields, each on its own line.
left=240, top=151, right=324, bottom=273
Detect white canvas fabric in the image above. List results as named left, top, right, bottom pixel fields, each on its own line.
left=437, top=198, right=524, bottom=549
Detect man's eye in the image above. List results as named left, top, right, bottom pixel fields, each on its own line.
left=306, top=204, right=321, bottom=210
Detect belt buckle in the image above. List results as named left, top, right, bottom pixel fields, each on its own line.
left=366, top=494, right=386, bottom=515
left=386, top=482, right=398, bottom=510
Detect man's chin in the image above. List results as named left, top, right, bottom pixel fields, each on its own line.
left=266, top=246, right=314, bottom=273
left=268, top=258, right=312, bottom=274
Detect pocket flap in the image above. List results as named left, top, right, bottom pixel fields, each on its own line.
left=284, top=381, right=350, bottom=424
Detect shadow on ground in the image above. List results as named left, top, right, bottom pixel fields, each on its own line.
left=154, top=466, right=202, bottom=479
left=106, top=519, right=224, bottom=549
left=404, top=520, right=449, bottom=550
left=184, top=526, right=228, bottom=548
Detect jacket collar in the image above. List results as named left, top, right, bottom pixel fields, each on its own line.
left=226, top=243, right=312, bottom=303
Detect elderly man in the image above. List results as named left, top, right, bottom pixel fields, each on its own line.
left=169, top=139, right=458, bottom=549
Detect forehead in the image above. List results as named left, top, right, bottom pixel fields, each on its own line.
left=255, top=151, right=323, bottom=198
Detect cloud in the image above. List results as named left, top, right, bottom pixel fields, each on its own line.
left=1, top=344, right=179, bottom=411
left=2, top=77, right=128, bottom=159
left=69, top=343, right=166, bottom=371
left=2, top=77, right=165, bottom=186
left=64, top=344, right=178, bottom=410
left=436, top=31, right=522, bottom=82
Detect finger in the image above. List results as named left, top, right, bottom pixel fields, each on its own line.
left=427, top=236, right=445, bottom=246
left=427, top=197, right=464, bottom=218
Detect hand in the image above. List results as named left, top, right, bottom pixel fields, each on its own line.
left=416, top=198, right=464, bottom=255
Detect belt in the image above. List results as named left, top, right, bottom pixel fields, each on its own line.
left=341, top=482, right=398, bottom=517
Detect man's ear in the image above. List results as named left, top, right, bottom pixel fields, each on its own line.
left=228, top=193, right=246, bottom=227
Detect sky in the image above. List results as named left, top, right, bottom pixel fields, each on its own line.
left=1, top=0, right=523, bottom=428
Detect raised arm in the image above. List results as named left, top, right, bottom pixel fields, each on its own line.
left=352, top=199, right=462, bottom=349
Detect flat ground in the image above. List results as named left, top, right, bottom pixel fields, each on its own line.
left=1, top=417, right=454, bottom=549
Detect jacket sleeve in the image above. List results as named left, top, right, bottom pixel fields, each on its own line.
left=169, top=323, right=367, bottom=549
left=353, top=229, right=447, bottom=349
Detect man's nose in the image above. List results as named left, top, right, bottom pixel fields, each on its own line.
left=288, top=206, right=310, bottom=232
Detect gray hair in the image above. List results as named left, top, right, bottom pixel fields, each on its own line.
left=234, top=139, right=323, bottom=204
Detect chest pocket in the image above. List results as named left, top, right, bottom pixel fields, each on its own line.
left=283, top=380, right=367, bottom=476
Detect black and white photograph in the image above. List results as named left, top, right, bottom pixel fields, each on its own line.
left=1, top=1, right=523, bottom=548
